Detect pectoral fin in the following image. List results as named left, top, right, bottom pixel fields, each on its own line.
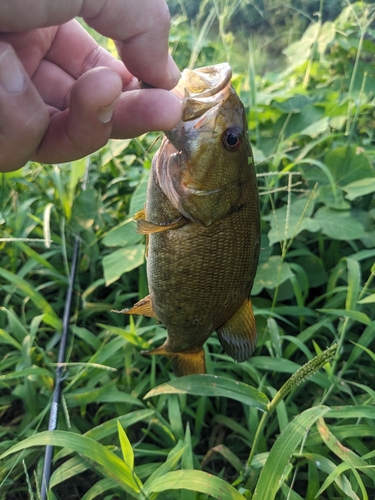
left=112, top=295, right=159, bottom=320
left=216, top=298, right=257, bottom=362
left=142, top=345, right=206, bottom=376
left=135, top=216, right=188, bottom=234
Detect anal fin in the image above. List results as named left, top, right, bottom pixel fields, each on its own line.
left=217, top=298, right=257, bottom=362
left=142, top=345, right=206, bottom=376
left=112, top=294, right=159, bottom=320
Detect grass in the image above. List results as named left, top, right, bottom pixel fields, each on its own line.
left=1, top=1, right=375, bottom=499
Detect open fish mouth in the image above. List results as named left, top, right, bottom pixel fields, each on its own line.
left=173, top=63, right=233, bottom=122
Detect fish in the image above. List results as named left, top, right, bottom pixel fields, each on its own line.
left=116, top=63, right=260, bottom=376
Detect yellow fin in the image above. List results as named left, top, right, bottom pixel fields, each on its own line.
left=112, top=295, right=159, bottom=320
left=216, top=298, right=257, bottom=362
left=136, top=216, right=187, bottom=234
left=142, top=345, right=206, bottom=376
left=133, top=209, right=146, bottom=221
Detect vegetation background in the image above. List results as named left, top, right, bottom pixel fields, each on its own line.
left=1, top=0, right=375, bottom=498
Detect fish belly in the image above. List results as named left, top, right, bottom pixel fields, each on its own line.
left=146, top=172, right=259, bottom=355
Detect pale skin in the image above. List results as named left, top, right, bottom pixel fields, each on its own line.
left=0, top=0, right=182, bottom=172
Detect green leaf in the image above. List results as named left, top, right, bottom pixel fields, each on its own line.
left=303, top=453, right=360, bottom=499
left=252, top=256, right=294, bottom=295
left=64, top=384, right=144, bottom=408
left=50, top=456, right=89, bottom=489
left=0, top=269, right=61, bottom=327
left=102, top=245, right=145, bottom=285
left=101, top=139, right=132, bottom=165
left=0, top=367, right=53, bottom=381
left=0, top=328, right=22, bottom=350
left=102, top=220, right=143, bottom=247
left=314, top=461, right=360, bottom=499
left=129, top=172, right=149, bottom=217
left=144, top=469, right=245, bottom=499
left=358, top=293, right=375, bottom=304
left=252, top=406, right=330, bottom=500
left=345, top=258, right=361, bottom=310
left=0, top=431, right=141, bottom=495
left=317, top=418, right=375, bottom=482
left=317, top=309, right=371, bottom=325
left=343, top=177, right=375, bottom=200
left=71, top=188, right=98, bottom=230
left=350, top=342, right=375, bottom=364
left=299, top=117, right=330, bottom=138
left=117, top=421, right=134, bottom=470
left=143, top=443, right=185, bottom=489
left=97, top=323, right=149, bottom=349
left=263, top=198, right=319, bottom=245
left=326, top=405, right=375, bottom=420
left=80, top=478, right=119, bottom=500
left=144, top=374, right=269, bottom=411
left=53, top=409, right=155, bottom=462
left=324, top=146, right=375, bottom=187
left=0, top=307, right=29, bottom=343
left=314, top=207, right=367, bottom=240
left=68, top=158, right=87, bottom=201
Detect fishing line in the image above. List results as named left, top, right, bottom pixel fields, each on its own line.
left=41, top=159, right=90, bottom=500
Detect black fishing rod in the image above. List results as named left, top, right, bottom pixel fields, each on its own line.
left=41, top=162, right=89, bottom=500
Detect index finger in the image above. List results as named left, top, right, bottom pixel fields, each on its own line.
left=0, top=0, right=181, bottom=90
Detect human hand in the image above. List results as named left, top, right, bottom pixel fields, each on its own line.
left=0, top=0, right=182, bottom=172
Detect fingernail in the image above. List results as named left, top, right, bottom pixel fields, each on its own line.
left=0, top=46, right=26, bottom=93
left=98, top=96, right=119, bottom=123
left=168, top=55, right=181, bottom=87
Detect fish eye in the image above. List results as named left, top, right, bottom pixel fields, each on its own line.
left=222, top=127, right=242, bottom=151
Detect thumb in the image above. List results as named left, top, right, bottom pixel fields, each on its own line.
left=0, top=42, right=49, bottom=172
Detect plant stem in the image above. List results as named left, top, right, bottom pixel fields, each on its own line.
left=243, top=411, right=268, bottom=485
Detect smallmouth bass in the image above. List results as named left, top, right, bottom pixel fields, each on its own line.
left=118, top=63, right=260, bottom=376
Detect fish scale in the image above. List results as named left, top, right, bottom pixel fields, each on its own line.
left=117, top=63, right=260, bottom=376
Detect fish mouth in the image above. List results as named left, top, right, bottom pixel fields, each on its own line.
left=166, top=63, right=233, bottom=149
left=173, top=62, right=232, bottom=122
left=174, top=63, right=232, bottom=99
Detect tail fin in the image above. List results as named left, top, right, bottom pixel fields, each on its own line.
left=142, top=345, right=206, bottom=376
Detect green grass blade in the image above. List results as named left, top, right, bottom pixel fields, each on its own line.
left=143, top=443, right=185, bottom=490
left=144, top=374, right=269, bottom=411
left=64, top=384, right=144, bottom=408
left=117, top=420, right=135, bottom=470
left=315, top=461, right=359, bottom=499
left=0, top=430, right=141, bottom=495
left=144, top=469, right=245, bottom=499
left=0, top=328, right=22, bottom=350
left=0, top=306, right=29, bottom=343
left=317, top=308, right=371, bottom=325
left=49, top=456, right=88, bottom=489
left=345, top=258, right=361, bottom=310
left=303, top=453, right=360, bottom=499
left=53, top=409, right=155, bottom=462
left=317, top=418, right=375, bottom=482
left=326, top=405, right=375, bottom=420
left=0, top=268, right=61, bottom=326
left=97, top=323, right=149, bottom=349
left=80, top=478, right=119, bottom=500
left=252, top=406, right=330, bottom=500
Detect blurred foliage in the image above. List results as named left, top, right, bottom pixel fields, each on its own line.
left=1, top=1, right=375, bottom=499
